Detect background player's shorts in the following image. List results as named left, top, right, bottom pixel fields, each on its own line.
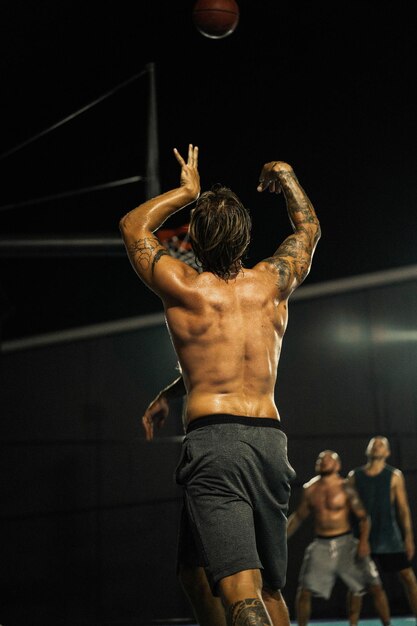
left=371, top=552, right=412, bottom=573
left=298, top=532, right=381, bottom=599
left=175, top=414, right=296, bottom=596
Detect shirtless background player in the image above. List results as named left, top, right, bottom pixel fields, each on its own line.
left=119, top=144, right=321, bottom=626
left=287, top=450, right=391, bottom=626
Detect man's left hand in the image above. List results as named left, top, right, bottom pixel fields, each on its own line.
left=142, top=395, right=169, bottom=441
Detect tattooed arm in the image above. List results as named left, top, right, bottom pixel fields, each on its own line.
left=119, top=144, right=200, bottom=296
left=345, top=482, right=371, bottom=558
left=256, top=161, right=321, bottom=297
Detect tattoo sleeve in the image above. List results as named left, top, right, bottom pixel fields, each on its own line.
left=127, top=235, right=169, bottom=275
left=266, top=170, right=321, bottom=291
left=263, top=256, right=292, bottom=291
left=346, top=485, right=369, bottom=532
left=278, top=170, right=320, bottom=232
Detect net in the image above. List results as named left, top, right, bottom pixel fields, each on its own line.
left=157, top=224, right=200, bottom=271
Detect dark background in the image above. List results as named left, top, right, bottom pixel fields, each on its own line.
left=1, top=2, right=417, bottom=626
left=1, top=0, right=417, bottom=341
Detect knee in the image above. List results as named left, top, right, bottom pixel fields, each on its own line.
left=297, top=588, right=312, bottom=601
left=218, top=569, right=263, bottom=605
left=399, top=568, right=417, bottom=586
left=368, top=584, right=383, bottom=597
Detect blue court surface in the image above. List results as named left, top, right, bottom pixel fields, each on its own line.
left=151, top=618, right=415, bottom=626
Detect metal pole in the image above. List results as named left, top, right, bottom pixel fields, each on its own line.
left=145, top=62, right=161, bottom=199
left=0, top=68, right=148, bottom=162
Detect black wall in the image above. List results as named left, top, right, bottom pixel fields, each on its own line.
left=1, top=276, right=416, bottom=625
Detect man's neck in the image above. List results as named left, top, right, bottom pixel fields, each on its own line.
left=227, top=262, right=243, bottom=280
left=365, top=459, right=386, bottom=475
left=319, top=472, right=339, bottom=484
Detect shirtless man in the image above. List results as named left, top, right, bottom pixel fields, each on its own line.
left=348, top=436, right=417, bottom=622
left=287, top=450, right=391, bottom=626
left=119, top=144, right=321, bottom=626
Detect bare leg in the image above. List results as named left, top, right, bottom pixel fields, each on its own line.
left=398, top=567, right=417, bottom=617
left=219, top=568, right=273, bottom=625
left=178, top=564, right=227, bottom=626
left=367, top=584, right=391, bottom=625
left=346, top=590, right=362, bottom=626
left=262, top=586, right=291, bottom=626
left=295, top=588, right=312, bottom=626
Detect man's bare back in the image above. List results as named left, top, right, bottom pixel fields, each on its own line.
left=120, top=144, right=320, bottom=430
left=165, top=266, right=288, bottom=422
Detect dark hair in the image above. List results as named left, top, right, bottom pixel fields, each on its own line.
left=189, top=184, right=251, bottom=280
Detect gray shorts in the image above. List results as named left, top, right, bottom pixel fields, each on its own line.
left=174, top=414, right=296, bottom=596
left=298, top=532, right=382, bottom=599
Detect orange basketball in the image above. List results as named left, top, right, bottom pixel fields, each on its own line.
left=192, top=0, right=240, bottom=40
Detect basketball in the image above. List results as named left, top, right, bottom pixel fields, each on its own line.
left=192, top=0, right=240, bottom=40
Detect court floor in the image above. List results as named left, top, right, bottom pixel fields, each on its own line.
left=150, top=617, right=416, bottom=626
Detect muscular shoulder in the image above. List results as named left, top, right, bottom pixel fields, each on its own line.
left=229, top=267, right=286, bottom=307
left=248, top=262, right=281, bottom=282
left=152, top=254, right=201, bottom=300
left=391, top=467, right=404, bottom=485
left=252, top=260, right=293, bottom=297
left=342, top=478, right=356, bottom=497
left=347, top=466, right=364, bottom=478
left=346, top=469, right=356, bottom=487
left=303, top=475, right=320, bottom=492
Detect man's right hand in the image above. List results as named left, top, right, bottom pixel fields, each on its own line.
left=257, top=161, right=293, bottom=194
left=142, top=395, right=169, bottom=441
left=173, top=144, right=200, bottom=203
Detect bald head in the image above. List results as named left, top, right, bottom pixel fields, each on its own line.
left=315, top=450, right=341, bottom=476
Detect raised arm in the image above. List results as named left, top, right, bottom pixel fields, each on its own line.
left=257, top=161, right=321, bottom=298
left=393, top=469, right=415, bottom=561
left=119, top=144, right=200, bottom=297
left=142, top=375, right=186, bottom=441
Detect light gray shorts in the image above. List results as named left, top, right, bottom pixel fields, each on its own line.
left=298, top=532, right=381, bottom=599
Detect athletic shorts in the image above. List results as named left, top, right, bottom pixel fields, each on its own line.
left=298, top=532, right=382, bottom=599
left=174, top=414, right=296, bottom=596
left=371, top=552, right=412, bottom=573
